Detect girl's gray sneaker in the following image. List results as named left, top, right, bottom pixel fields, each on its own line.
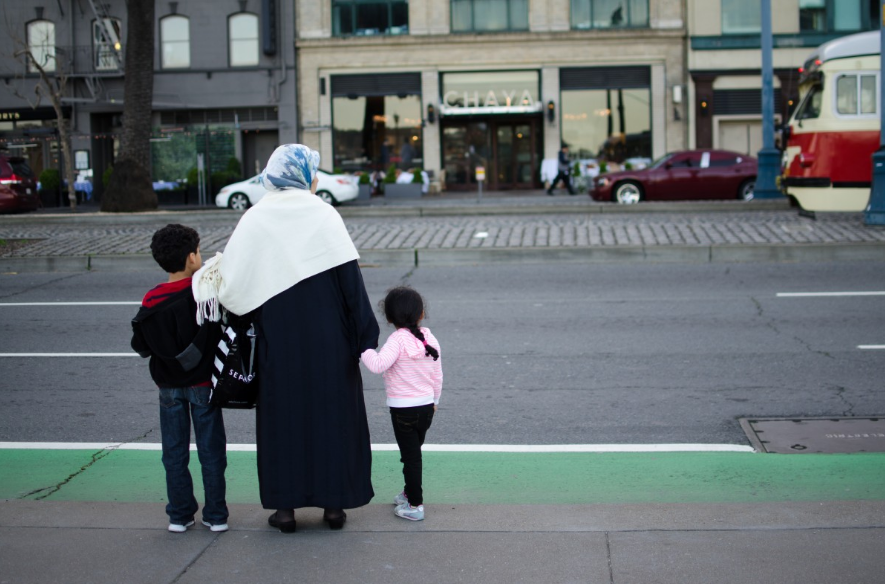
left=393, top=491, right=408, bottom=506
left=394, top=503, right=424, bottom=521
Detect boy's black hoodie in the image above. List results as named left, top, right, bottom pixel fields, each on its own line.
left=131, top=278, right=222, bottom=388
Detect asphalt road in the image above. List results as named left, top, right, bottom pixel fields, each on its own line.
left=1, top=260, right=883, bottom=446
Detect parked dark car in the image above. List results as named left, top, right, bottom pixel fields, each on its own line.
left=590, top=149, right=757, bottom=204
left=0, top=154, right=39, bottom=213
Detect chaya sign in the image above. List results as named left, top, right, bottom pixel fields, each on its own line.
left=440, top=89, right=542, bottom=116
left=443, top=89, right=536, bottom=108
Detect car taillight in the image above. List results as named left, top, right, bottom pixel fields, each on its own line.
left=0, top=174, right=23, bottom=185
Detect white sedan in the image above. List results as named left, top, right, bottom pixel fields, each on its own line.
left=215, top=170, right=359, bottom=210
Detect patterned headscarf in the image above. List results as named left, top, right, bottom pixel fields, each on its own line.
left=259, top=144, right=321, bottom=192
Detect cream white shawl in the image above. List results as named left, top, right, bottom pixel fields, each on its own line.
left=192, top=188, right=359, bottom=321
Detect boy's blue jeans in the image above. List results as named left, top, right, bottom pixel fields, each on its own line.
left=159, top=386, right=228, bottom=525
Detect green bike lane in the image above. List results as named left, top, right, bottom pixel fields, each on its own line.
left=3, top=447, right=885, bottom=505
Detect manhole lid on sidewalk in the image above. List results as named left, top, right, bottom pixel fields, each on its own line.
left=739, top=417, right=885, bottom=453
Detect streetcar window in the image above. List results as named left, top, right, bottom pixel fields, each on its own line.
left=837, top=75, right=858, bottom=114
left=861, top=75, right=877, bottom=114
left=796, top=85, right=822, bottom=120
left=835, top=73, right=878, bottom=116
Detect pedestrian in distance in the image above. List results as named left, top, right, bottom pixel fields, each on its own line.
left=547, top=144, right=577, bottom=196
left=131, top=224, right=228, bottom=534
left=361, top=286, right=443, bottom=521
left=193, top=144, right=380, bottom=534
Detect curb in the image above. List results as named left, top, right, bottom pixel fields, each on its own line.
left=2, top=242, right=883, bottom=273
left=0, top=200, right=793, bottom=225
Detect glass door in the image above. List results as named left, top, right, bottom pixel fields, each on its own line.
left=443, top=122, right=491, bottom=190
left=494, top=121, right=536, bottom=189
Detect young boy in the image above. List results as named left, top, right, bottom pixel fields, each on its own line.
left=131, top=224, right=228, bottom=533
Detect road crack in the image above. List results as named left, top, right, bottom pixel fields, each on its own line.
left=0, top=272, right=83, bottom=301
left=19, top=428, right=154, bottom=500
left=833, top=385, right=857, bottom=416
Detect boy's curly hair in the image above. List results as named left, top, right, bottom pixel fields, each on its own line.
left=150, top=224, right=200, bottom=273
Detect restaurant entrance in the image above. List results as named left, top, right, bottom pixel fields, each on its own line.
left=442, top=116, right=542, bottom=191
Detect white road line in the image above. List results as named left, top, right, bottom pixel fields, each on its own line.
left=777, top=292, right=885, bottom=298
left=858, top=345, right=885, bottom=350
left=0, top=353, right=138, bottom=357
left=0, top=442, right=755, bottom=453
left=0, top=302, right=140, bottom=306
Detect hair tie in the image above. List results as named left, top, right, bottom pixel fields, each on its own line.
left=421, top=339, right=428, bottom=346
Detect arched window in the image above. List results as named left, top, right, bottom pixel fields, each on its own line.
left=228, top=13, right=259, bottom=67
left=160, top=15, right=191, bottom=69
left=93, top=18, right=122, bottom=71
left=26, top=20, right=56, bottom=73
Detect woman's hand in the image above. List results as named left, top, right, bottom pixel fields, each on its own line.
left=433, top=405, right=438, bottom=412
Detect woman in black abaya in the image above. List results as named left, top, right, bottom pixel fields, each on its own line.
left=194, top=144, right=379, bottom=531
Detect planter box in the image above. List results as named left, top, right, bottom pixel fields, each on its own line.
left=358, top=184, right=372, bottom=200
left=384, top=183, right=423, bottom=198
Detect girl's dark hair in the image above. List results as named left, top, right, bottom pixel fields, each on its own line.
left=379, top=286, right=439, bottom=361
left=151, top=223, right=200, bottom=273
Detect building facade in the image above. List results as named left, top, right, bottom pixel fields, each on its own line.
left=296, top=0, right=687, bottom=191
left=0, top=0, right=296, bottom=203
left=687, top=0, right=880, bottom=156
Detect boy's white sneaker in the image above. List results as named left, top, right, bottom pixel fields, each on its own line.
left=393, top=491, right=408, bottom=506
left=201, top=519, right=229, bottom=532
left=394, top=503, right=424, bottom=521
left=168, top=520, right=195, bottom=533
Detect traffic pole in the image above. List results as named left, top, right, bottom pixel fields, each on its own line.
left=865, top=2, right=885, bottom=225
left=755, top=0, right=784, bottom=199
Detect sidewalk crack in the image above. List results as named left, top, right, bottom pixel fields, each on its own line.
left=19, top=428, right=154, bottom=500
left=605, top=531, right=615, bottom=584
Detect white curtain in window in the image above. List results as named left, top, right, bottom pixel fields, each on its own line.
left=452, top=0, right=473, bottom=31
left=861, top=75, right=877, bottom=114
left=836, top=75, right=858, bottom=115
left=161, top=16, right=190, bottom=69
left=27, top=20, right=55, bottom=73
left=474, top=0, right=509, bottom=31
left=229, top=13, right=259, bottom=67
left=721, top=0, right=761, bottom=34
left=628, top=0, right=648, bottom=26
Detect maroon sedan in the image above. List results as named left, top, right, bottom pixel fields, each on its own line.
left=0, top=155, right=39, bottom=213
left=590, top=150, right=757, bottom=204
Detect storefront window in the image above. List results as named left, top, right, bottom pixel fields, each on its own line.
left=451, top=0, right=528, bottom=32
left=721, top=0, right=760, bottom=34
left=332, top=95, right=423, bottom=174
left=26, top=20, right=55, bottom=73
left=571, top=0, right=649, bottom=30
left=334, top=1, right=408, bottom=36
left=229, top=13, right=259, bottom=67
left=160, top=15, right=190, bottom=69
left=561, top=88, right=651, bottom=162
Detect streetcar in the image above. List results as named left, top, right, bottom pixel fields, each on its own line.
left=782, top=30, right=880, bottom=212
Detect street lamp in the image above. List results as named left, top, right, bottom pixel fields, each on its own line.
left=755, top=0, right=784, bottom=199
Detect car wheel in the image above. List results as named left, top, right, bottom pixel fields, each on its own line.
left=228, top=193, right=250, bottom=210
left=739, top=179, right=755, bottom=201
left=317, top=190, right=337, bottom=206
left=613, top=181, right=642, bottom=204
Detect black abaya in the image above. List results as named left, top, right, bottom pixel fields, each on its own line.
left=254, top=259, right=379, bottom=509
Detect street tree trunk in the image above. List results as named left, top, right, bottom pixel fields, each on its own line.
left=101, top=0, right=157, bottom=212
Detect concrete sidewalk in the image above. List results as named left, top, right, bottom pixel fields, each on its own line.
left=1, top=195, right=884, bottom=272
left=2, top=499, right=884, bottom=583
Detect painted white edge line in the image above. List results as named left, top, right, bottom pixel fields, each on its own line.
left=858, top=345, right=885, bottom=350
left=0, top=302, right=141, bottom=306
left=0, top=353, right=138, bottom=357
left=777, top=292, right=885, bottom=297
left=0, top=442, right=755, bottom=453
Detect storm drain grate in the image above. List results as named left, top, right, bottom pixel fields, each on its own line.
left=739, top=417, right=885, bottom=453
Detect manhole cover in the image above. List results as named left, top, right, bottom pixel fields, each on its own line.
left=739, top=417, right=885, bottom=453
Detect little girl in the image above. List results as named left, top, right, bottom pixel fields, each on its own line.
left=361, top=286, right=442, bottom=521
